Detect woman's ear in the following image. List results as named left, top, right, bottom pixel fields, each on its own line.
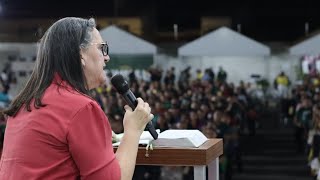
left=80, top=49, right=86, bottom=67
left=81, top=58, right=86, bottom=67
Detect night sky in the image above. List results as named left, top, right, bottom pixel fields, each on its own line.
left=1, top=0, right=320, bottom=42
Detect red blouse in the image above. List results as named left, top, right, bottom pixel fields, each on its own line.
left=0, top=76, right=121, bottom=180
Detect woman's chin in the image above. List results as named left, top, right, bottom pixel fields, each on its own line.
left=99, top=77, right=107, bottom=86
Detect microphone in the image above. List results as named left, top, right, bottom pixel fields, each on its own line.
left=111, top=74, right=158, bottom=140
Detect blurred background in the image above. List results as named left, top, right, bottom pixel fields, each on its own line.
left=1, top=0, right=320, bottom=180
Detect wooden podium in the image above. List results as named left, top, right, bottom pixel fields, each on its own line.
left=114, top=139, right=223, bottom=180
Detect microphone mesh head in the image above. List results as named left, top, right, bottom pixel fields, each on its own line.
left=110, top=74, right=129, bottom=94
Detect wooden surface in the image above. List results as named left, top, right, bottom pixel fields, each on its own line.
left=114, top=138, right=223, bottom=166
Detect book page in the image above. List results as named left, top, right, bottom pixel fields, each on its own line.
left=113, top=129, right=160, bottom=147
left=112, top=139, right=150, bottom=147
left=154, top=130, right=208, bottom=148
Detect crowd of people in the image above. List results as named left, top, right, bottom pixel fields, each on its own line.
left=0, top=51, right=284, bottom=180
left=3, top=48, right=320, bottom=179
left=284, top=75, right=320, bottom=179
left=1, top=54, right=304, bottom=180
left=92, top=66, right=262, bottom=180
left=274, top=72, right=320, bottom=179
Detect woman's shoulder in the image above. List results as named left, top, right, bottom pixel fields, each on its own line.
left=45, top=84, right=99, bottom=112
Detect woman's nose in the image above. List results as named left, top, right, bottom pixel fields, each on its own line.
left=104, top=55, right=110, bottom=63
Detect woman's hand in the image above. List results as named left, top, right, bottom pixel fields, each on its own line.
left=123, top=97, right=154, bottom=134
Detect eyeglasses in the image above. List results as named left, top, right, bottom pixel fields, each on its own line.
left=90, top=42, right=109, bottom=56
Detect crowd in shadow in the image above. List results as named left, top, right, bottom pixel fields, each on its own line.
left=278, top=74, right=320, bottom=179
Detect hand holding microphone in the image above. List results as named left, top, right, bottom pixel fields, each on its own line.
left=111, top=74, right=158, bottom=140
left=123, top=98, right=154, bottom=136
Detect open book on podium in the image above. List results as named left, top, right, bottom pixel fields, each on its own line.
left=113, top=129, right=208, bottom=148
left=113, top=130, right=223, bottom=180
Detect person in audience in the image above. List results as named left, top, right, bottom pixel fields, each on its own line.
left=0, top=17, right=153, bottom=180
left=202, top=126, right=217, bottom=138
left=217, top=66, right=227, bottom=83
left=196, top=69, right=203, bottom=80
left=274, top=71, right=290, bottom=98
left=202, top=68, right=215, bottom=84
left=163, top=67, right=175, bottom=85
left=274, top=71, right=291, bottom=125
left=128, top=69, right=137, bottom=84
left=307, top=120, right=320, bottom=178
left=178, top=66, right=191, bottom=91
left=0, top=83, right=11, bottom=108
left=294, top=95, right=313, bottom=153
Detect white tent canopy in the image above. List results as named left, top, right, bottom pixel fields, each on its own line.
left=99, top=25, right=157, bottom=55
left=289, top=33, right=320, bottom=55
left=178, top=27, right=270, bottom=56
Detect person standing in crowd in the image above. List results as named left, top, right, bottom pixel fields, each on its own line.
left=163, top=67, right=175, bottom=85
left=178, top=66, right=191, bottom=90
left=128, top=69, right=137, bottom=84
left=274, top=71, right=290, bottom=98
left=202, top=68, right=215, bottom=84
left=294, top=95, right=313, bottom=153
left=274, top=71, right=291, bottom=125
left=217, top=66, right=227, bottom=83
left=196, top=69, right=203, bottom=80
left=0, top=17, right=153, bottom=180
left=307, top=120, right=320, bottom=178
left=0, top=83, right=11, bottom=108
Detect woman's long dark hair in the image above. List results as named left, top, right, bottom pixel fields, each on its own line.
left=3, top=17, right=96, bottom=117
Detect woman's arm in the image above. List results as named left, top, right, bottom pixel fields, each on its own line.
left=115, top=98, right=153, bottom=180
left=115, top=130, right=141, bottom=180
